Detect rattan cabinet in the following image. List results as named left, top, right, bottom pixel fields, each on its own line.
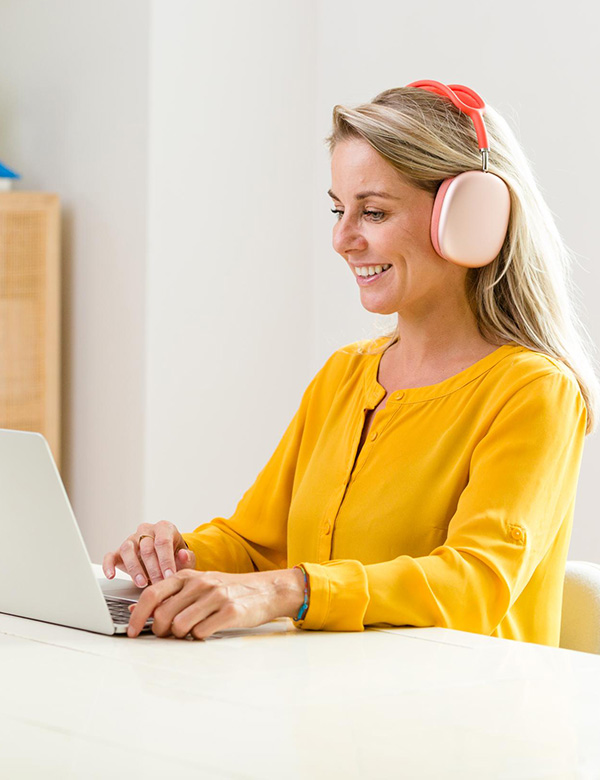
left=0, top=192, right=61, bottom=466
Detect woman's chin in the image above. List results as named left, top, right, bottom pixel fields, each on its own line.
left=359, top=292, right=397, bottom=316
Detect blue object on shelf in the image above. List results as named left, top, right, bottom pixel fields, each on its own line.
left=0, top=159, right=20, bottom=179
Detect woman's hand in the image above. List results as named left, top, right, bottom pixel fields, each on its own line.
left=126, top=567, right=306, bottom=639
left=102, top=522, right=196, bottom=587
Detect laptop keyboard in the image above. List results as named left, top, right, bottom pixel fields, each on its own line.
left=105, top=596, right=153, bottom=628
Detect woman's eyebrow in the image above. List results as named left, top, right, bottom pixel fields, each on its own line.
left=327, top=189, right=400, bottom=201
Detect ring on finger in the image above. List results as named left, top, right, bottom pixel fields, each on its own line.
left=138, top=534, right=154, bottom=545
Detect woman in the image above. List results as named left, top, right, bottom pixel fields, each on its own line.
left=104, top=80, right=598, bottom=645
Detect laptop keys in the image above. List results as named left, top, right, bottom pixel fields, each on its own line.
left=105, top=596, right=153, bottom=628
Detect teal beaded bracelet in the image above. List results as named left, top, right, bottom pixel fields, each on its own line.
left=293, top=565, right=310, bottom=622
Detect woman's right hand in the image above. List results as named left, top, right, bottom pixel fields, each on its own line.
left=102, top=522, right=197, bottom=587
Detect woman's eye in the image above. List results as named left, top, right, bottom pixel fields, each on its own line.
left=330, top=209, right=385, bottom=222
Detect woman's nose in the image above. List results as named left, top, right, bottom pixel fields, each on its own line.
left=332, top=218, right=368, bottom=255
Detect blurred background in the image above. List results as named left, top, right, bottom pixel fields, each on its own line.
left=0, top=0, right=598, bottom=563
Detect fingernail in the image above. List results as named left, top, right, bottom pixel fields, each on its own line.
left=135, top=575, right=146, bottom=587
left=127, top=626, right=135, bottom=637
left=105, top=568, right=113, bottom=578
left=164, top=569, right=173, bottom=578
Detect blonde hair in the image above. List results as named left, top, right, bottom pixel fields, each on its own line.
left=325, top=86, right=600, bottom=435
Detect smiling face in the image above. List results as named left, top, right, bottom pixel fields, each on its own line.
left=330, top=138, right=469, bottom=318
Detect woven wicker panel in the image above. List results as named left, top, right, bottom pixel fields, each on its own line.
left=0, top=298, right=44, bottom=429
left=0, top=194, right=60, bottom=464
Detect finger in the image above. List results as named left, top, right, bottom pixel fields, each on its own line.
left=103, top=552, right=137, bottom=579
left=119, top=538, right=148, bottom=588
left=168, top=599, right=224, bottom=639
left=189, top=602, right=239, bottom=640
left=166, top=578, right=234, bottom=639
left=127, top=576, right=185, bottom=637
left=103, top=551, right=120, bottom=579
left=176, top=548, right=196, bottom=571
left=153, top=522, right=178, bottom=579
left=138, top=536, right=164, bottom=584
left=151, top=586, right=207, bottom=637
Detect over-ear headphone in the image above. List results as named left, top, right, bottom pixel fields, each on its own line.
left=406, top=80, right=511, bottom=268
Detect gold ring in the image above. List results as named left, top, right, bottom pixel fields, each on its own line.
left=138, top=534, right=154, bottom=545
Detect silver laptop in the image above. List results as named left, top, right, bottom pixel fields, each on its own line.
left=0, top=428, right=152, bottom=635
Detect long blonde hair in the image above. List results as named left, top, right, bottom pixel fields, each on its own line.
left=325, top=86, right=600, bottom=435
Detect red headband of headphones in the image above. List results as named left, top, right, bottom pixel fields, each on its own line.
left=406, top=79, right=489, bottom=152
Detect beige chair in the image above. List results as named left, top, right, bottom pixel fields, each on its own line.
left=559, top=560, right=600, bottom=654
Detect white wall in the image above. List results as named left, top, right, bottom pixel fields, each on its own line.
left=144, top=1, right=316, bottom=532
left=0, top=0, right=598, bottom=563
left=0, top=0, right=150, bottom=559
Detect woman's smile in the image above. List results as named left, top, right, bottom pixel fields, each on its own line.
left=353, top=264, right=392, bottom=286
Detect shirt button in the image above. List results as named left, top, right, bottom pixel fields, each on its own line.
left=370, top=431, right=378, bottom=441
left=395, top=391, right=405, bottom=401
left=510, top=527, right=523, bottom=540
left=324, top=521, right=332, bottom=535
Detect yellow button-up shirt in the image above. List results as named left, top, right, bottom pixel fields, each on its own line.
left=182, top=340, right=587, bottom=646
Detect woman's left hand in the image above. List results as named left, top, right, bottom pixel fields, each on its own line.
left=126, top=567, right=306, bottom=639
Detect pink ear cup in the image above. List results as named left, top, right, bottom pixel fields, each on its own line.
left=430, top=170, right=511, bottom=268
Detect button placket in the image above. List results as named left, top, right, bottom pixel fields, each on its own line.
left=351, top=396, right=406, bottom=483
left=319, top=479, right=349, bottom=559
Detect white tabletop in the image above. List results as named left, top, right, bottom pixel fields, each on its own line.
left=1, top=567, right=600, bottom=779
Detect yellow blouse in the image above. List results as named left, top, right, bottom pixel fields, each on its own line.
left=182, top=340, right=588, bottom=646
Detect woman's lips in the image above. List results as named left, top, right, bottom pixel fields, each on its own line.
left=355, top=265, right=392, bottom=286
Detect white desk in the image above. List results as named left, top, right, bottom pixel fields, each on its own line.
left=1, top=568, right=600, bottom=779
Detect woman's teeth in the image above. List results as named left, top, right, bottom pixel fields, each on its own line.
left=355, top=264, right=391, bottom=277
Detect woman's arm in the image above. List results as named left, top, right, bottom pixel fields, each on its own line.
left=109, top=376, right=319, bottom=636
left=102, top=390, right=314, bottom=585
left=179, top=394, right=309, bottom=574
left=180, top=349, right=347, bottom=574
